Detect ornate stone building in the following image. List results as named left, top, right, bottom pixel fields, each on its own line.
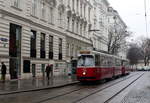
left=90, top=0, right=109, bottom=52
left=0, top=0, right=94, bottom=79
left=0, top=0, right=127, bottom=79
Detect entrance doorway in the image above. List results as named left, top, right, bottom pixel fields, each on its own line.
left=9, top=23, right=22, bottom=79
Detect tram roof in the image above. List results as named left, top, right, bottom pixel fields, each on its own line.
left=79, top=50, right=127, bottom=60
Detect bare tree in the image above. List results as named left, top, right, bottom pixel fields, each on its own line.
left=138, top=38, right=150, bottom=66
left=108, top=27, right=130, bottom=55
left=127, top=43, right=142, bottom=65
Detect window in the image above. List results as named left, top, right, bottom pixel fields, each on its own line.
left=31, top=0, right=37, bottom=16
left=67, top=16, right=70, bottom=30
left=71, top=44, right=74, bottom=57
left=72, top=0, right=75, bottom=10
left=58, top=11, right=63, bottom=26
left=77, top=0, right=79, bottom=12
left=66, top=43, right=70, bottom=56
left=95, top=54, right=100, bottom=66
left=84, top=5, right=86, bottom=17
left=23, top=60, right=30, bottom=73
left=40, top=33, right=46, bottom=58
left=80, top=3, right=82, bottom=16
left=88, top=8, right=91, bottom=21
left=41, top=1, right=46, bottom=19
left=78, top=55, right=95, bottom=67
left=59, top=38, right=62, bottom=60
left=72, top=18, right=75, bottom=32
left=80, top=23, right=82, bottom=35
left=49, top=7, right=54, bottom=24
left=12, top=0, right=20, bottom=8
left=49, top=35, right=53, bottom=59
left=84, top=24, right=87, bottom=36
left=76, top=21, right=79, bottom=34
left=30, top=30, right=36, bottom=58
left=9, top=23, right=22, bottom=57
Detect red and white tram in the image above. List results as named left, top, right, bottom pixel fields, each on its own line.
left=76, top=50, right=130, bottom=82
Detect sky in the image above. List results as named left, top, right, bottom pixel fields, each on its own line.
left=108, top=0, right=150, bottom=40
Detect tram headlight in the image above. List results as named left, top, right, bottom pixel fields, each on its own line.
left=83, top=72, right=86, bottom=75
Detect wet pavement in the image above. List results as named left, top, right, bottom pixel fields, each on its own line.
left=109, top=72, right=150, bottom=103
left=120, top=72, right=150, bottom=103
left=1, top=72, right=150, bottom=103
left=0, top=75, right=77, bottom=94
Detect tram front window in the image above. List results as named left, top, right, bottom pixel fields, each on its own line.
left=78, top=55, right=95, bottom=67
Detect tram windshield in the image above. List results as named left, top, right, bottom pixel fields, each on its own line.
left=77, top=55, right=95, bottom=67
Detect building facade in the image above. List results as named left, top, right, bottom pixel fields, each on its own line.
left=65, top=0, right=93, bottom=62
left=0, top=0, right=127, bottom=80
left=0, top=0, right=94, bottom=79
left=90, top=0, right=109, bottom=52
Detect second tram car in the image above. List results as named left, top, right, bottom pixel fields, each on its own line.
left=76, top=50, right=130, bottom=82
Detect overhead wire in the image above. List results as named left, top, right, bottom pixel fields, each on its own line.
left=144, top=0, right=148, bottom=37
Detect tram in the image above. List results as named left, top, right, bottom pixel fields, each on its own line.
left=76, top=50, right=130, bottom=82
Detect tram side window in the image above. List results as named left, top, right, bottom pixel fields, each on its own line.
left=116, top=59, right=121, bottom=66
left=121, top=60, right=124, bottom=66
left=107, top=57, right=112, bottom=67
left=95, top=54, right=100, bottom=66
left=100, top=55, right=107, bottom=67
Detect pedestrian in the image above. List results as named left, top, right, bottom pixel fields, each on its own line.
left=45, top=64, right=53, bottom=80
left=49, top=64, right=53, bottom=78
left=1, top=62, right=7, bottom=83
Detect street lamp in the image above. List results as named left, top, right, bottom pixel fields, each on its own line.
left=88, top=29, right=101, bottom=51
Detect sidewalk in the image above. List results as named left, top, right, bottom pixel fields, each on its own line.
left=0, top=75, right=78, bottom=95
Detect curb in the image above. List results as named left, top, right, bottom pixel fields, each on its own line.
left=0, top=81, right=79, bottom=95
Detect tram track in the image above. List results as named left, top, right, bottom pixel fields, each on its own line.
left=35, top=73, right=141, bottom=103
left=103, top=73, right=144, bottom=103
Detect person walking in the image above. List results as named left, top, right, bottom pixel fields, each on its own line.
left=1, top=62, right=7, bottom=83
left=45, top=64, right=53, bottom=80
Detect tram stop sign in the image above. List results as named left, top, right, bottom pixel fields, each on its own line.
left=0, top=37, right=8, bottom=47
left=0, top=38, right=8, bottom=42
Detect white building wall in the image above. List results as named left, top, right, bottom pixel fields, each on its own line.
left=91, top=0, right=109, bottom=52
left=0, top=0, right=70, bottom=79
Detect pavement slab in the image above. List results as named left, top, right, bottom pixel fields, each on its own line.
left=0, top=75, right=78, bottom=94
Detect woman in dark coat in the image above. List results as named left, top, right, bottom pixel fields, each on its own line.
left=1, top=62, right=7, bottom=82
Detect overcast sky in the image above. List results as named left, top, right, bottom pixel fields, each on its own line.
left=108, top=0, right=150, bottom=40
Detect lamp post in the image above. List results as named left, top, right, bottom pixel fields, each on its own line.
left=88, top=29, right=100, bottom=51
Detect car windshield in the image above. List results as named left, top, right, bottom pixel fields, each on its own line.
left=77, top=55, right=95, bottom=67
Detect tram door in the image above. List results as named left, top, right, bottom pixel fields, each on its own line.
left=9, top=24, right=22, bottom=79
